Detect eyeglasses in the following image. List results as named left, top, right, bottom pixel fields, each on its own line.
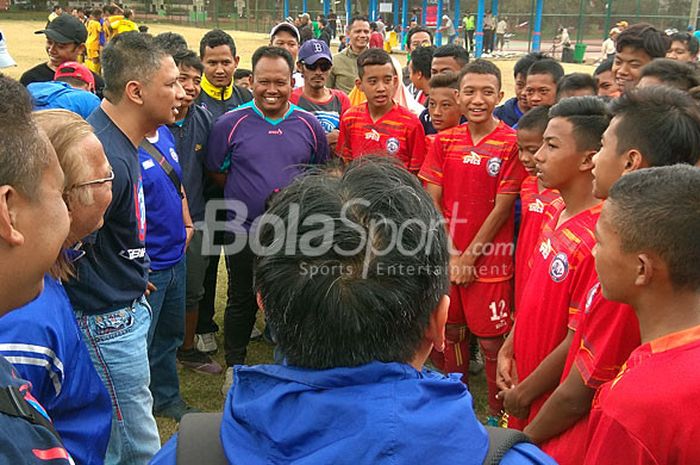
left=71, top=168, right=115, bottom=189
left=304, top=61, right=332, bottom=72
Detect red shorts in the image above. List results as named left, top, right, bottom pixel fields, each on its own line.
left=448, top=280, right=513, bottom=338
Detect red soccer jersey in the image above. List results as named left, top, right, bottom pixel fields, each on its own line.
left=419, top=121, right=526, bottom=282
left=337, top=103, right=427, bottom=172
left=515, top=176, right=561, bottom=309
left=584, top=324, right=700, bottom=465
left=540, top=282, right=641, bottom=465
left=510, top=198, right=601, bottom=430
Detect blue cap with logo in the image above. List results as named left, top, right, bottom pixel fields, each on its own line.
left=298, top=39, right=333, bottom=65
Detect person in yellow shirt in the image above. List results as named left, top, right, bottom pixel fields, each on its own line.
left=115, top=10, right=138, bottom=35
left=102, top=4, right=123, bottom=42
left=85, top=8, right=102, bottom=73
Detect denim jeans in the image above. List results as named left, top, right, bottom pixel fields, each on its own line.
left=146, top=258, right=186, bottom=411
left=75, top=296, right=160, bottom=465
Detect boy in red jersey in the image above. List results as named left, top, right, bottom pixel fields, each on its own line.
left=523, top=87, right=700, bottom=465
left=496, top=97, right=609, bottom=430
left=419, top=60, right=526, bottom=424
left=426, top=71, right=462, bottom=135
left=337, top=48, right=426, bottom=173
left=513, top=105, right=560, bottom=309
left=583, top=165, right=700, bottom=465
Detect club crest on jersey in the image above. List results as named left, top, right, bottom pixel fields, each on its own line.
left=486, top=157, right=502, bottom=177
left=169, top=147, right=179, bottom=163
left=550, top=252, right=569, bottom=282
left=539, top=238, right=553, bottom=259
left=529, top=198, right=545, bottom=213
left=365, top=129, right=381, bottom=142
left=386, top=137, right=400, bottom=155
left=463, top=151, right=481, bottom=165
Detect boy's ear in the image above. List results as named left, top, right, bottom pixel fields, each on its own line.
left=580, top=149, right=597, bottom=172
left=622, top=149, right=646, bottom=173
left=497, top=89, right=504, bottom=104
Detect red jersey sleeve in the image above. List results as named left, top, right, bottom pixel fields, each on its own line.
left=406, top=119, right=427, bottom=173
left=289, top=87, right=302, bottom=105
left=336, top=111, right=351, bottom=161
left=497, top=142, right=527, bottom=196
left=418, top=133, right=445, bottom=186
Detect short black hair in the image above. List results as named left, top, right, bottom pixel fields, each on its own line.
left=556, top=72, right=597, bottom=99
left=609, top=86, right=700, bottom=167
left=607, top=165, right=700, bottom=292
left=429, top=71, right=459, bottom=90
left=433, top=44, right=469, bottom=67
left=154, top=32, right=188, bottom=56
left=252, top=45, right=294, bottom=75
left=173, top=49, right=204, bottom=75
left=101, top=32, right=169, bottom=103
left=199, top=29, right=237, bottom=60
left=348, top=15, right=370, bottom=31
left=255, top=157, right=449, bottom=369
left=370, top=21, right=378, bottom=31
left=357, top=48, right=393, bottom=78
left=518, top=105, right=551, bottom=133
left=458, top=59, right=502, bottom=91
left=527, top=58, right=565, bottom=83
left=406, top=26, right=433, bottom=50
left=639, top=58, right=700, bottom=91
left=616, top=23, right=669, bottom=58
left=669, top=32, right=700, bottom=55
left=514, top=52, right=548, bottom=78
left=548, top=96, right=610, bottom=152
left=234, top=68, right=252, bottom=79
left=594, top=57, right=614, bottom=76
left=409, top=45, right=435, bottom=79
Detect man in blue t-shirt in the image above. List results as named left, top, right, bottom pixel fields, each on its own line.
left=207, top=46, right=329, bottom=395
left=63, top=32, right=185, bottom=464
left=140, top=126, right=199, bottom=422
left=0, top=75, right=72, bottom=464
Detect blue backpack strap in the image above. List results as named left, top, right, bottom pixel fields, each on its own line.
left=483, top=426, right=533, bottom=465
left=176, top=412, right=228, bottom=465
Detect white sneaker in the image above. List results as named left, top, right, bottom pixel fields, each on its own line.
left=221, top=366, right=234, bottom=396
left=195, top=332, right=218, bottom=354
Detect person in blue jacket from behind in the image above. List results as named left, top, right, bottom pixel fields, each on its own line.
left=150, top=158, right=556, bottom=465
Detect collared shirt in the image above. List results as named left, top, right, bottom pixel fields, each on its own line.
left=196, top=74, right=252, bottom=122
left=328, top=46, right=365, bottom=94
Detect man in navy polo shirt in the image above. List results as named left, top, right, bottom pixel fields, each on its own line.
left=207, top=46, right=329, bottom=395
left=63, top=32, right=185, bottom=464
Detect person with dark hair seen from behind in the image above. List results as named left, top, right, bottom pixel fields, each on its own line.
left=154, top=31, right=189, bottom=56
left=495, top=52, right=547, bottom=127
left=369, top=22, right=384, bottom=48
left=62, top=32, right=185, bottom=464
left=194, top=29, right=253, bottom=358
left=421, top=60, right=527, bottom=426
left=526, top=86, right=700, bottom=465
left=337, top=48, right=426, bottom=172
left=525, top=58, right=564, bottom=109
left=666, top=31, right=699, bottom=63
left=150, top=157, right=556, bottom=465
left=206, top=46, right=329, bottom=396
left=420, top=43, right=469, bottom=134
left=613, top=23, right=669, bottom=94
left=329, top=16, right=371, bottom=93
left=0, top=109, right=113, bottom=465
left=556, top=73, right=597, bottom=101
left=408, top=45, right=435, bottom=105
left=291, top=39, right=351, bottom=154
left=0, top=74, right=73, bottom=465
left=20, top=13, right=105, bottom=97
left=497, top=97, right=610, bottom=432
left=637, top=58, right=700, bottom=91
left=593, top=58, right=620, bottom=99
left=403, top=26, right=433, bottom=91
left=583, top=165, right=700, bottom=465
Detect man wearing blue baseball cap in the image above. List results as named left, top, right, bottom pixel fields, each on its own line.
left=290, top=39, right=351, bottom=154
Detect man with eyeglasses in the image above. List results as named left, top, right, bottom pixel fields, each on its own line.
left=290, top=39, right=351, bottom=155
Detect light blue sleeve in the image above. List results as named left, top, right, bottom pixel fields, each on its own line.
left=149, top=434, right=178, bottom=465
left=501, top=442, right=559, bottom=465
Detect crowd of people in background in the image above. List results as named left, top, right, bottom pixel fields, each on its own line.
left=1, top=6, right=700, bottom=465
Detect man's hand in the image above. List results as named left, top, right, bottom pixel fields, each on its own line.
left=145, top=281, right=157, bottom=297
left=499, top=386, right=530, bottom=420
left=185, top=226, right=194, bottom=250
left=449, top=252, right=477, bottom=286
left=326, top=129, right=339, bottom=146
left=497, top=332, right=518, bottom=390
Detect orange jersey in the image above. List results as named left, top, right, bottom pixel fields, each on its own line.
left=419, top=121, right=525, bottom=282
left=336, top=103, right=426, bottom=172
left=514, top=176, right=560, bottom=308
